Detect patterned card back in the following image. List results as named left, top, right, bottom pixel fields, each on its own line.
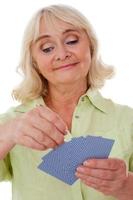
left=38, top=135, right=114, bottom=185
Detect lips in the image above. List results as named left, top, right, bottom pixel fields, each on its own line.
left=54, top=62, right=79, bottom=70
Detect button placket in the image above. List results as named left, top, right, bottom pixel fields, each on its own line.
left=71, top=96, right=87, bottom=136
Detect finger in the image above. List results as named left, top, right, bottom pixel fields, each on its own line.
left=36, top=106, right=67, bottom=134
left=81, top=179, right=111, bottom=195
left=75, top=172, right=112, bottom=188
left=29, top=113, right=64, bottom=145
left=82, top=179, right=101, bottom=191
left=81, top=175, right=127, bottom=196
left=81, top=178, right=123, bottom=197
left=83, top=158, right=125, bottom=170
left=41, top=134, right=59, bottom=148
left=19, top=135, right=47, bottom=151
left=76, top=171, right=127, bottom=192
left=22, top=124, right=45, bottom=143
left=76, top=166, right=117, bottom=180
left=23, top=125, right=58, bottom=148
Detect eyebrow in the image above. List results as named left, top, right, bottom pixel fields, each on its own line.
left=35, top=29, right=80, bottom=43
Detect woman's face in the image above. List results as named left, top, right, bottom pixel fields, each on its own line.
left=32, top=17, right=92, bottom=86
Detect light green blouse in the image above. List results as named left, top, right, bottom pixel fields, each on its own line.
left=0, top=89, right=133, bottom=200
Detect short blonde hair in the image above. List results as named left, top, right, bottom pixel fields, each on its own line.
left=12, top=4, right=114, bottom=103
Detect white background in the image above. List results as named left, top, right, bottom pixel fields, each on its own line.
left=0, top=0, right=133, bottom=199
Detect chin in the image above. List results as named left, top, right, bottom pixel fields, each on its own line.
left=55, top=76, right=82, bottom=85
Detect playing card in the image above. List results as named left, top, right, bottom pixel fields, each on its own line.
left=38, top=135, right=114, bottom=185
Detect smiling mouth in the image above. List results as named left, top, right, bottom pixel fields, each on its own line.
left=54, top=62, right=80, bottom=70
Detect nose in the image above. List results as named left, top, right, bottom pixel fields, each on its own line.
left=55, top=44, right=71, bottom=61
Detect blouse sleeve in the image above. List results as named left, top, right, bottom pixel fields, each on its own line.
left=128, top=120, right=133, bottom=171
left=0, top=110, right=14, bottom=181
left=0, top=155, right=12, bottom=181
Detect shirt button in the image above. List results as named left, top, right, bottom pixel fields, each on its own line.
left=75, top=115, right=79, bottom=119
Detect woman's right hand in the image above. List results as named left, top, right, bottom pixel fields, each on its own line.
left=0, top=105, right=67, bottom=151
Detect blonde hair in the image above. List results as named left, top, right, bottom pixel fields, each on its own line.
left=12, top=4, right=114, bottom=103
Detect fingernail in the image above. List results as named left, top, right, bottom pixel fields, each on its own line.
left=75, top=172, right=78, bottom=176
left=83, top=161, right=89, bottom=166
left=65, top=129, right=70, bottom=135
left=77, top=167, right=84, bottom=172
left=83, top=160, right=94, bottom=166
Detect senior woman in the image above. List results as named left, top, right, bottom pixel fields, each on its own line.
left=0, top=4, right=133, bottom=200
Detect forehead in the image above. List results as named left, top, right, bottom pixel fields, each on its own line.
left=39, top=16, right=81, bottom=36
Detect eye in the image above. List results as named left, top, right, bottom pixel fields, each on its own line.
left=66, top=39, right=78, bottom=45
left=42, top=46, right=54, bottom=53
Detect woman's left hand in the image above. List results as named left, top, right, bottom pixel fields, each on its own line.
left=75, top=158, right=128, bottom=198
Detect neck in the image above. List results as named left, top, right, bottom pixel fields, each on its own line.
left=45, top=80, right=88, bottom=111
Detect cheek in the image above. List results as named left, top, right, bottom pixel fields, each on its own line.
left=80, top=48, right=92, bottom=70
left=32, top=48, right=52, bottom=73
left=80, top=52, right=91, bottom=78
left=37, top=57, right=52, bottom=74
left=84, top=51, right=91, bottom=66
left=78, top=43, right=91, bottom=62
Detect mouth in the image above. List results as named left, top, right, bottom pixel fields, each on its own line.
left=54, top=62, right=80, bottom=70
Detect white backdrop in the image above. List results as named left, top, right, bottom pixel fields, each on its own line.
left=0, top=0, right=133, bottom=199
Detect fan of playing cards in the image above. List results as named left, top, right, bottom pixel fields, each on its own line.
left=38, top=135, right=114, bottom=185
